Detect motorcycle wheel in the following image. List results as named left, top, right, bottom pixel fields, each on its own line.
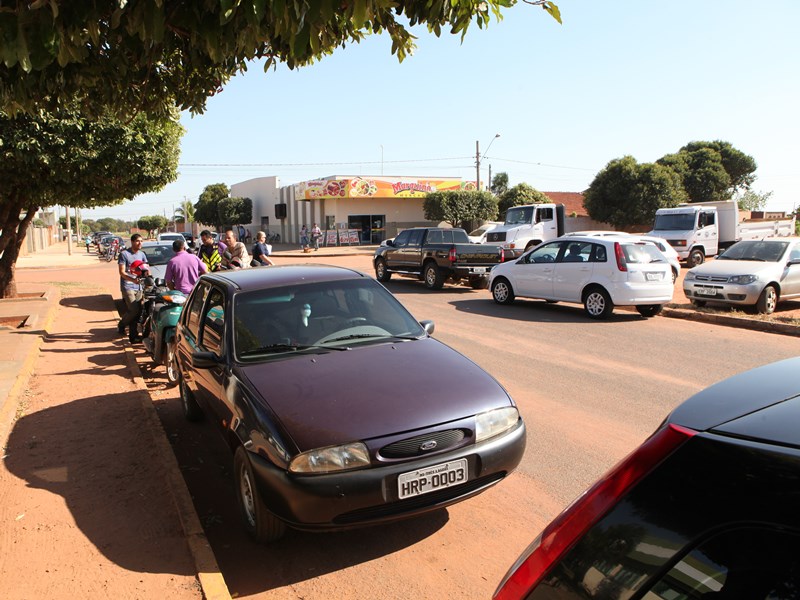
left=165, top=338, right=179, bottom=386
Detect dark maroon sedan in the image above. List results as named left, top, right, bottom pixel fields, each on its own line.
left=174, top=265, right=525, bottom=542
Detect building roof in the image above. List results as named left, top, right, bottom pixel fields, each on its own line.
left=543, top=191, right=587, bottom=216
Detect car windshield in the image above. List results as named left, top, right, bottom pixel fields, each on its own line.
left=141, top=244, right=177, bottom=266
left=469, top=226, right=490, bottom=237
left=505, top=206, right=534, bottom=226
left=717, top=240, right=789, bottom=262
left=621, top=243, right=666, bottom=264
left=653, top=213, right=696, bottom=231
left=233, top=278, right=426, bottom=360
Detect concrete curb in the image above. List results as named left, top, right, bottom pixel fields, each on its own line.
left=662, top=306, right=800, bottom=337
left=114, top=308, right=232, bottom=600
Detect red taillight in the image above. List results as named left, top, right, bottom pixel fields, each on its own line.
left=614, top=241, right=627, bottom=272
left=500, top=249, right=505, bottom=263
left=494, top=423, right=696, bottom=600
left=449, top=247, right=457, bottom=263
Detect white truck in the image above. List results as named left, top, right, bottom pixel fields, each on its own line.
left=484, top=204, right=566, bottom=258
left=649, top=200, right=796, bottom=267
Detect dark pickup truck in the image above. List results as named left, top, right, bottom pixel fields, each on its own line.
left=373, top=227, right=504, bottom=290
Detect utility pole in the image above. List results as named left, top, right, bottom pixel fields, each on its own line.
left=475, top=140, right=481, bottom=190
left=488, top=164, right=493, bottom=194
left=65, top=206, right=73, bottom=256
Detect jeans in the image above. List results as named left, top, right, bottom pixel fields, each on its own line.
left=120, top=288, right=143, bottom=337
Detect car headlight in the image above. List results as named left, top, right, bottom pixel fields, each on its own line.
left=684, top=271, right=696, bottom=281
left=475, top=407, right=520, bottom=443
left=728, top=274, right=758, bottom=285
left=162, top=293, right=187, bottom=304
left=289, top=442, right=370, bottom=474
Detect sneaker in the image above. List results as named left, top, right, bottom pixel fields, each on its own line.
left=129, top=336, right=142, bottom=344
left=117, top=322, right=126, bottom=335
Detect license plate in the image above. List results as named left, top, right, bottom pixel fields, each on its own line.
left=472, top=267, right=487, bottom=274
left=397, top=458, right=468, bottom=499
left=695, top=287, right=718, bottom=296
left=645, top=272, right=662, bottom=281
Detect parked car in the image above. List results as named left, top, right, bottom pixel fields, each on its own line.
left=157, top=232, right=185, bottom=244
left=683, top=238, right=800, bottom=314
left=467, top=221, right=503, bottom=244
left=565, top=231, right=682, bottom=283
left=488, top=235, right=674, bottom=319
left=174, top=265, right=526, bottom=542
left=494, top=356, right=800, bottom=600
left=180, top=231, right=195, bottom=248
left=373, top=227, right=504, bottom=290
left=139, top=242, right=178, bottom=280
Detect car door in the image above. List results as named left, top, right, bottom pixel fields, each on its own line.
left=383, top=229, right=411, bottom=269
left=780, top=242, right=800, bottom=298
left=398, top=229, right=424, bottom=271
left=192, top=286, right=232, bottom=429
left=552, top=241, right=595, bottom=301
left=513, top=241, right=563, bottom=298
left=176, top=280, right=209, bottom=399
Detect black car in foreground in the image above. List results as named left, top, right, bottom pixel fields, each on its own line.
left=174, top=265, right=526, bottom=542
left=495, top=357, right=800, bottom=600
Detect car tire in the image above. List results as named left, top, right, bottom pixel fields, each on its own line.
left=690, top=299, right=707, bottom=308
left=756, top=284, right=778, bottom=315
left=671, top=269, right=678, bottom=285
left=469, top=276, right=488, bottom=289
left=636, top=304, right=663, bottom=318
left=687, top=248, right=705, bottom=268
left=375, top=258, right=391, bottom=282
left=165, top=338, right=179, bottom=386
left=423, top=263, right=445, bottom=290
left=234, top=446, right=286, bottom=543
left=491, top=278, right=515, bottom=305
left=584, top=286, right=613, bottom=319
left=179, top=371, right=203, bottom=421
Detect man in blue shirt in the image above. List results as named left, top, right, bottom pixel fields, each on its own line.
left=117, top=233, right=148, bottom=343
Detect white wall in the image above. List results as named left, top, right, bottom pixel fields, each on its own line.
left=230, top=176, right=280, bottom=239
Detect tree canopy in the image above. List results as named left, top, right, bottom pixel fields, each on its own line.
left=490, top=172, right=509, bottom=196
left=194, top=183, right=230, bottom=229
left=423, top=191, right=498, bottom=229
left=0, top=104, right=183, bottom=297
left=137, top=215, right=169, bottom=236
left=218, top=197, right=254, bottom=229
left=583, top=156, right=687, bottom=230
left=497, top=183, right=551, bottom=219
left=0, top=1, right=561, bottom=117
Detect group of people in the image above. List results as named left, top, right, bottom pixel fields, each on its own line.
left=299, top=223, right=322, bottom=252
left=115, top=228, right=277, bottom=343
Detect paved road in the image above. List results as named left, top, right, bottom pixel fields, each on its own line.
left=137, top=254, right=799, bottom=599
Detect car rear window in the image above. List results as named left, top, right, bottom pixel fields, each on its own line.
left=621, top=243, right=666, bottom=264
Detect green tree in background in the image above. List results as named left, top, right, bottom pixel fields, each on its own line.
left=490, top=172, right=509, bottom=196
left=0, top=105, right=183, bottom=297
left=194, top=184, right=231, bottom=230
left=584, top=156, right=687, bottom=230
left=498, top=184, right=551, bottom=220
left=423, top=191, right=498, bottom=229
left=137, top=216, right=168, bottom=238
left=174, top=197, right=196, bottom=227
left=218, top=198, right=254, bottom=230
left=680, top=140, right=757, bottom=194
left=658, top=148, right=731, bottom=203
left=0, top=1, right=561, bottom=118
left=736, top=190, right=773, bottom=212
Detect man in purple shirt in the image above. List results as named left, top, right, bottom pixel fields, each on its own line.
left=164, top=238, right=207, bottom=294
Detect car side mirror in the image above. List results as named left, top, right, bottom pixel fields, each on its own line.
left=386, top=239, right=395, bottom=247
left=192, top=350, right=221, bottom=369
left=420, top=320, right=435, bottom=335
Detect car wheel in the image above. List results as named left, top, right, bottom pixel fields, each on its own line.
left=636, top=304, right=663, bottom=318
left=234, top=446, right=286, bottom=543
left=469, top=276, right=488, bottom=289
left=690, top=299, right=707, bottom=308
left=165, top=339, right=179, bottom=386
left=491, top=278, right=515, bottom=305
left=423, top=263, right=445, bottom=290
left=375, top=258, right=391, bottom=282
left=756, top=284, right=778, bottom=314
left=687, top=248, right=705, bottom=268
left=584, top=287, right=613, bottom=319
left=671, top=269, right=678, bottom=285
left=179, top=371, right=203, bottom=421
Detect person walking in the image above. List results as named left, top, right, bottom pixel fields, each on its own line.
left=117, top=233, right=148, bottom=343
left=252, top=231, right=275, bottom=266
left=222, top=229, right=250, bottom=269
left=198, top=229, right=227, bottom=272
left=164, top=238, right=207, bottom=294
left=310, top=223, right=322, bottom=251
left=299, top=225, right=310, bottom=252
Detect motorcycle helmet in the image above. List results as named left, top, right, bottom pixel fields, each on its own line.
left=129, top=260, right=150, bottom=276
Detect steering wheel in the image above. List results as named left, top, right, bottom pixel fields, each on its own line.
left=536, top=254, right=555, bottom=263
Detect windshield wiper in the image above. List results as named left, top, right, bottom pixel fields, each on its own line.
left=323, top=334, right=385, bottom=343
left=740, top=257, right=767, bottom=262
left=240, top=343, right=349, bottom=356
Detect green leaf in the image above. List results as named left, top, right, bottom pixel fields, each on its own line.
left=220, top=0, right=236, bottom=25
left=544, top=2, right=562, bottom=25
left=16, top=23, right=32, bottom=73
left=353, top=0, right=368, bottom=26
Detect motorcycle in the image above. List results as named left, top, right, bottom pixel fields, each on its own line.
left=138, top=276, right=187, bottom=385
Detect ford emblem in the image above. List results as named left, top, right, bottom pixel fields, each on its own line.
left=420, top=440, right=438, bottom=451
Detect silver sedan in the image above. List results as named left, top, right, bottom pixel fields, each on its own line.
left=683, top=238, right=800, bottom=314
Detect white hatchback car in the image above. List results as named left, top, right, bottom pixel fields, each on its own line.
left=488, top=236, right=674, bottom=319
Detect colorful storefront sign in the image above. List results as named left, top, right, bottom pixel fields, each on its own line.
left=295, top=177, right=477, bottom=200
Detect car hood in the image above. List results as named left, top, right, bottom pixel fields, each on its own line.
left=239, top=337, right=512, bottom=452
left=689, top=260, right=781, bottom=277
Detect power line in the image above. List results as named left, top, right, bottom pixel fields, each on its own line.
left=178, top=156, right=471, bottom=168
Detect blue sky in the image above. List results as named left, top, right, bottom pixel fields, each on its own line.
left=83, top=0, right=800, bottom=221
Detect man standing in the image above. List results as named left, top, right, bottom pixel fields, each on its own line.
left=222, top=229, right=250, bottom=269
left=117, top=233, right=148, bottom=343
left=198, top=229, right=227, bottom=272
left=252, top=231, right=275, bottom=266
left=165, top=238, right=207, bottom=294
left=310, top=223, right=322, bottom=251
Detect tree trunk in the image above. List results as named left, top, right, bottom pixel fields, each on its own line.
left=0, top=200, right=38, bottom=299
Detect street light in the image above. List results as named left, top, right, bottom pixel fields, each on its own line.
left=475, top=133, right=500, bottom=191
